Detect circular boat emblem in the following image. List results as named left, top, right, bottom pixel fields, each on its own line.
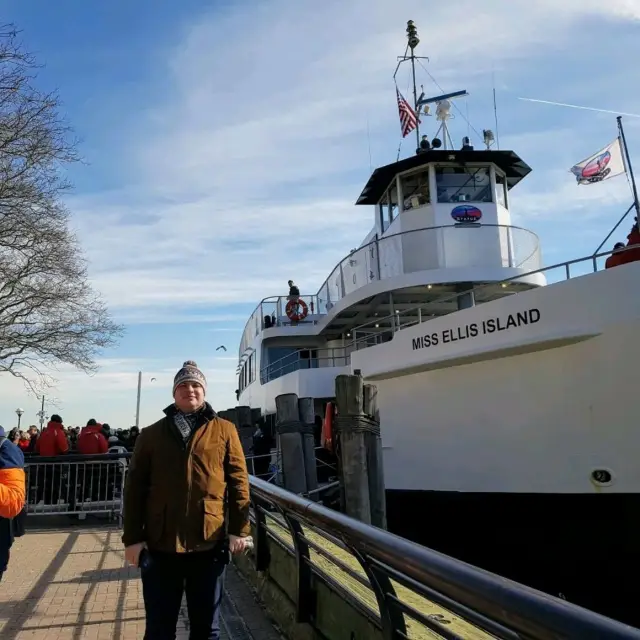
left=451, top=204, right=482, bottom=223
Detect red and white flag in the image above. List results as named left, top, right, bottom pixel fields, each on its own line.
left=396, top=87, right=419, bottom=138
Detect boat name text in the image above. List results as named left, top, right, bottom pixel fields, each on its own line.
left=411, top=308, right=541, bottom=351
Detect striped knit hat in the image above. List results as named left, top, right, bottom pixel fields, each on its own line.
left=173, top=360, right=207, bottom=395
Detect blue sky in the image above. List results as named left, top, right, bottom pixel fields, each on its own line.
left=0, top=0, right=639, bottom=431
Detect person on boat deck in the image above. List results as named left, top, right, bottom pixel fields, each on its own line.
left=605, top=242, right=626, bottom=269
left=288, top=280, right=300, bottom=300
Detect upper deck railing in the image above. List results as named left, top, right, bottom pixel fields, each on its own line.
left=348, top=243, right=624, bottom=343
left=238, top=224, right=541, bottom=356
left=255, top=246, right=635, bottom=382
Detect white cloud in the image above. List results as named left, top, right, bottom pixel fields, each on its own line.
left=70, top=0, right=640, bottom=313
left=2, top=0, right=640, bottom=416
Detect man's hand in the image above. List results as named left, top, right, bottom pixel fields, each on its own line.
left=229, top=535, right=248, bottom=555
left=124, top=542, right=146, bottom=567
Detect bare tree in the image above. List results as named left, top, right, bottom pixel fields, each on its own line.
left=0, top=25, right=123, bottom=392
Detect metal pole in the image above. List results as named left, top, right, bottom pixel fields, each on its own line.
left=617, top=116, right=640, bottom=217
left=39, top=395, right=45, bottom=430
left=135, top=371, right=142, bottom=428
left=410, top=50, right=420, bottom=148
left=594, top=203, right=634, bottom=254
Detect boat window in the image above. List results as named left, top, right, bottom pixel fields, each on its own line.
left=379, top=201, right=390, bottom=233
left=435, top=166, right=493, bottom=203
left=389, top=184, right=399, bottom=222
left=496, top=172, right=507, bottom=208
left=401, top=169, right=430, bottom=210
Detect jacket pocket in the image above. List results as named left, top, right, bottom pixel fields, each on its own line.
left=203, top=498, right=224, bottom=541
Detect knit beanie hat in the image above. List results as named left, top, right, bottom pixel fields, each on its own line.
left=173, top=360, right=207, bottom=395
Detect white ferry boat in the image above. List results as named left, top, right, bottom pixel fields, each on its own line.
left=236, top=21, right=640, bottom=626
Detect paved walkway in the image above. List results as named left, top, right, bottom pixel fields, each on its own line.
left=0, top=520, right=282, bottom=639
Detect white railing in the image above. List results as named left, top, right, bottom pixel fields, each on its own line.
left=238, top=224, right=540, bottom=357
left=256, top=246, right=629, bottom=370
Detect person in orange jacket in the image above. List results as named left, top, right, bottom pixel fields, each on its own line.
left=0, top=426, right=26, bottom=582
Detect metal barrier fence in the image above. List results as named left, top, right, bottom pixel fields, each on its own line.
left=22, top=450, right=338, bottom=518
left=24, top=453, right=129, bottom=521
left=249, top=476, right=640, bottom=640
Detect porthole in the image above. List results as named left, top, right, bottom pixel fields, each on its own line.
left=590, top=468, right=614, bottom=487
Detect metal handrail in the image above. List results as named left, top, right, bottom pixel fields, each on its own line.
left=249, top=476, right=640, bottom=639
left=260, top=346, right=350, bottom=383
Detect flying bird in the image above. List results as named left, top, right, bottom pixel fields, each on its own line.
left=216, top=345, right=227, bottom=351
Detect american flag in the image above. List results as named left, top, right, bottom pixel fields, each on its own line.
left=396, top=87, right=419, bottom=137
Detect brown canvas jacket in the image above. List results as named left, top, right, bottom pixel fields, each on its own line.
left=121, top=403, right=251, bottom=553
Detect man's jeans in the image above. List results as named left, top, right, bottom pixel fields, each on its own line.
left=140, top=545, right=227, bottom=640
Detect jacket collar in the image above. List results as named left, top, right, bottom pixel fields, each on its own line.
left=163, top=401, right=217, bottom=421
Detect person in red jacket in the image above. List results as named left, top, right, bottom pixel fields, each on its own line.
left=34, top=415, right=68, bottom=504
left=77, top=420, right=109, bottom=505
left=77, top=419, right=108, bottom=455
left=35, top=415, right=69, bottom=457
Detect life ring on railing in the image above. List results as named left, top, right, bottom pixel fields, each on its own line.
left=285, top=298, right=308, bottom=322
left=322, top=402, right=334, bottom=453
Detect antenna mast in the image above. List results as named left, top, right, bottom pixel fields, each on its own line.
left=406, top=20, right=421, bottom=149
left=394, top=21, right=429, bottom=151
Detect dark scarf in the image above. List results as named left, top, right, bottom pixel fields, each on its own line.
left=164, top=402, right=216, bottom=445
left=173, top=410, right=199, bottom=443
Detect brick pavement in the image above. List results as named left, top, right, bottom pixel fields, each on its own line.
left=0, top=521, right=282, bottom=639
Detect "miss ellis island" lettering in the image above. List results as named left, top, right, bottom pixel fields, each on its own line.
left=411, top=308, right=541, bottom=351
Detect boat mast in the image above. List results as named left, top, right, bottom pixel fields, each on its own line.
left=394, top=21, right=429, bottom=151
left=406, top=20, right=421, bottom=149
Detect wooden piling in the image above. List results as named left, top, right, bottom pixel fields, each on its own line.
left=236, top=405, right=254, bottom=455
left=298, top=397, right=319, bottom=500
left=275, top=393, right=308, bottom=494
left=334, top=372, right=387, bottom=528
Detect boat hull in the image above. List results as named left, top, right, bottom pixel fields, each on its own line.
left=387, top=488, right=640, bottom=627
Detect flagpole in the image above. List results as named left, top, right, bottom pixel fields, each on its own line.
left=617, top=116, right=640, bottom=217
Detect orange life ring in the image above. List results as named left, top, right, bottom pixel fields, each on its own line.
left=322, top=402, right=334, bottom=453
left=285, top=298, right=308, bottom=322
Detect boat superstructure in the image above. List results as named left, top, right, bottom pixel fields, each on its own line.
left=237, top=29, right=545, bottom=416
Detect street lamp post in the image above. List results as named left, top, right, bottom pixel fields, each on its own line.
left=15, top=408, right=24, bottom=429
left=36, top=395, right=46, bottom=430
left=135, top=372, right=157, bottom=428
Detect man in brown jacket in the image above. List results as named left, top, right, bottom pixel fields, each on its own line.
left=122, top=361, right=251, bottom=640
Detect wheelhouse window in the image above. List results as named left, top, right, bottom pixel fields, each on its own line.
left=435, top=166, right=492, bottom=203
left=400, top=169, right=430, bottom=210
left=379, top=184, right=399, bottom=232
left=495, top=172, right=508, bottom=208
